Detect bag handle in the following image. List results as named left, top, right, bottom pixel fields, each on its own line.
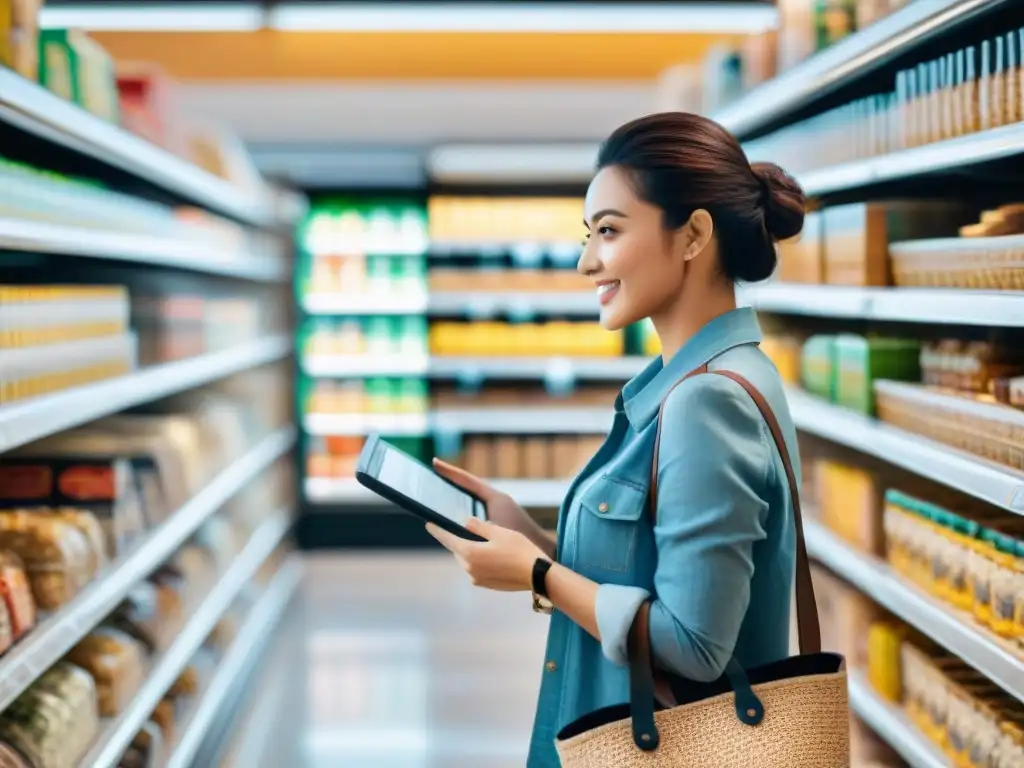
left=625, top=366, right=821, bottom=751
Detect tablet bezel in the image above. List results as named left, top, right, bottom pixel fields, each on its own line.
left=355, top=434, right=488, bottom=542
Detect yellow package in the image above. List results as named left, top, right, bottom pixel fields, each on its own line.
left=867, top=621, right=905, bottom=703
left=989, top=533, right=1020, bottom=639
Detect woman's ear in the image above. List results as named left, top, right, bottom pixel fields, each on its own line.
left=680, top=209, right=714, bottom=262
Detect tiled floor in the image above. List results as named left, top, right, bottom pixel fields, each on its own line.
left=238, top=553, right=549, bottom=767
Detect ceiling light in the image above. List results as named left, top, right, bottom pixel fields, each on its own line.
left=39, top=3, right=264, bottom=32
left=269, top=2, right=778, bottom=34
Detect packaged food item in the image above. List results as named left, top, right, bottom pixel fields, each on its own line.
left=821, top=201, right=975, bottom=287
left=0, top=551, right=35, bottom=639
left=0, top=512, right=94, bottom=609
left=814, top=461, right=885, bottom=555
left=760, top=334, right=803, bottom=385
left=0, top=457, right=147, bottom=556
left=0, top=0, right=40, bottom=79
left=810, top=565, right=885, bottom=670
left=0, top=741, right=31, bottom=768
left=800, top=335, right=838, bottom=401
left=834, top=335, right=920, bottom=415
left=866, top=620, right=906, bottom=703
left=150, top=697, right=176, bottom=742
left=0, top=662, right=99, bottom=768
left=66, top=628, right=147, bottom=717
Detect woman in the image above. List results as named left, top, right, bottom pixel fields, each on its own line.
left=426, top=111, right=806, bottom=767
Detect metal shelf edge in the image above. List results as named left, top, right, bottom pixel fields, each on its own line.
left=0, top=218, right=288, bottom=281
left=786, top=387, right=1024, bottom=514
left=79, top=509, right=295, bottom=768
left=747, top=285, right=1024, bottom=327
left=806, top=521, right=1024, bottom=701
left=0, top=427, right=295, bottom=714
left=0, top=336, right=293, bottom=453
left=165, top=556, right=303, bottom=768
left=798, top=122, right=1024, bottom=197
left=0, top=69, right=279, bottom=227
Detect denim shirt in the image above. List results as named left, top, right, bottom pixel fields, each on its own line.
left=526, top=307, right=800, bottom=767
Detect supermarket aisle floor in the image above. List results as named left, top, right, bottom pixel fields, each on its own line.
left=262, top=552, right=550, bottom=768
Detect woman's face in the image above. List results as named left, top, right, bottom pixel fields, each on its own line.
left=578, top=165, right=688, bottom=331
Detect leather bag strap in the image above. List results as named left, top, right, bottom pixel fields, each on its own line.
left=626, top=366, right=822, bottom=749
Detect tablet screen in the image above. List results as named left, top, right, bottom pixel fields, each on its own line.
left=377, top=446, right=480, bottom=525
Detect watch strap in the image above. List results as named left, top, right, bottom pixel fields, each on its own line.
left=531, top=558, right=553, bottom=598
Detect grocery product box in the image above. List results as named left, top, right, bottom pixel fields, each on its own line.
left=38, top=28, right=119, bottom=122
left=834, top=334, right=920, bottom=415
left=0, top=458, right=147, bottom=558
left=822, top=201, right=976, bottom=287
left=0, top=0, right=40, bottom=79
left=810, top=564, right=886, bottom=671
left=777, top=210, right=824, bottom=283
left=800, top=334, right=837, bottom=401
left=116, top=62, right=184, bottom=155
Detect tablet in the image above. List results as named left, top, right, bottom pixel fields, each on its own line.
left=355, top=434, right=488, bottom=541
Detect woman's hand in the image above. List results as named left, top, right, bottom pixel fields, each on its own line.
left=426, top=518, right=549, bottom=592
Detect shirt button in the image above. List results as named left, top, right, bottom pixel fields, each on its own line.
left=597, top=502, right=609, bottom=513
left=545, top=660, right=558, bottom=672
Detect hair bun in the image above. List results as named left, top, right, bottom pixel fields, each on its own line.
left=751, top=161, right=805, bottom=242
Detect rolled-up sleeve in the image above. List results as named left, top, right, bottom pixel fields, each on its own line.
left=594, top=374, right=769, bottom=680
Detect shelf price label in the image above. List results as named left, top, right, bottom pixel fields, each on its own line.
left=544, top=357, right=576, bottom=396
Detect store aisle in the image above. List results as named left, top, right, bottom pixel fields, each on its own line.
left=252, top=552, right=549, bottom=768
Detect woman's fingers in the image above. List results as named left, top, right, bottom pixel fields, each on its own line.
left=425, top=522, right=469, bottom=555
left=432, top=458, right=496, bottom=501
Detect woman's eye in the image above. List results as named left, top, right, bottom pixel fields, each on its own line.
left=598, top=226, right=615, bottom=236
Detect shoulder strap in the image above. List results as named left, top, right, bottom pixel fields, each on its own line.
left=638, top=366, right=821, bottom=657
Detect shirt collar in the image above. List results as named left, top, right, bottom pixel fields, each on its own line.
left=621, top=306, right=763, bottom=431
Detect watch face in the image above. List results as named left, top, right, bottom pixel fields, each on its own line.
left=532, top=594, right=554, bottom=615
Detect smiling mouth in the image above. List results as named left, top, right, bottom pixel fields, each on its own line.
left=596, top=281, right=620, bottom=306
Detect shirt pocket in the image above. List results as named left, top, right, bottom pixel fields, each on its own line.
left=577, top=475, right=647, bottom=573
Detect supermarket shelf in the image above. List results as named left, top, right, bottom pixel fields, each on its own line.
left=302, top=354, right=431, bottom=377
left=302, top=292, right=430, bottom=316
left=428, top=356, right=647, bottom=380
left=806, top=520, right=1024, bottom=701
left=304, top=407, right=612, bottom=436
left=745, top=284, right=1024, bottom=327
left=80, top=509, right=295, bottom=768
left=0, top=336, right=292, bottom=453
left=0, top=217, right=287, bottom=281
left=431, top=407, right=612, bottom=434
left=0, top=426, right=295, bottom=715
left=429, top=291, right=597, bottom=317
left=164, top=557, right=302, bottom=768
left=430, top=239, right=581, bottom=260
left=847, top=673, right=947, bottom=768
left=0, top=68, right=279, bottom=227
left=304, top=412, right=430, bottom=437
left=786, top=387, right=1024, bottom=514
left=798, top=121, right=1024, bottom=198
left=713, top=0, right=1005, bottom=139
left=302, top=355, right=647, bottom=381
left=305, top=477, right=570, bottom=508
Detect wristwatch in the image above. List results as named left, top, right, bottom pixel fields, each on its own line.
left=531, top=558, right=554, bottom=615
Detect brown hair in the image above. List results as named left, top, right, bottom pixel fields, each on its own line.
left=596, top=112, right=805, bottom=283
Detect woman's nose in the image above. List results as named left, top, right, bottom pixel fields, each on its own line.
left=577, top=241, right=600, bottom=275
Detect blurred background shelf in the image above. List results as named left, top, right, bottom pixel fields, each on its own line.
left=0, top=336, right=293, bottom=453
left=0, top=67, right=289, bottom=227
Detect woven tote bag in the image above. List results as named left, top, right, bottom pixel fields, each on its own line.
left=555, top=366, right=850, bottom=768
